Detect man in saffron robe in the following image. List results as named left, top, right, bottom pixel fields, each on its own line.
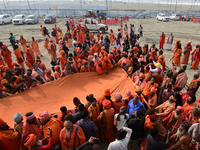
left=189, top=73, right=200, bottom=95
left=159, top=32, right=165, bottom=49
left=191, top=45, right=200, bottom=69
left=97, top=99, right=115, bottom=143
left=31, top=37, right=42, bottom=57
left=14, top=45, right=24, bottom=68
left=1, top=45, right=13, bottom=69
left=19, top=35, right=27, bottom=52
left=172, top=43, right=182, bottom=66
left=182, top=41, right=192, bottom=64
left=143, top=76, right=158, bottom=99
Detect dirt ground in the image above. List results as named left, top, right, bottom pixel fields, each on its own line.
left=0, top=18, right=199, bottom=94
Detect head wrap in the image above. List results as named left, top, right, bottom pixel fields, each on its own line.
left=149, top=113, right=156, bottom=119
left=26, top=113, right=35, bottom=120
left=150, top=87, right=157, bottom=93
left=113, top=92, right=122, bottom=101
left=102, top=99, right=111, bottom=109
left=19, top=35, right=23, bottom=38
left=139, top=73, right=145, bottom=79
left=82, top=59, right=87, bottom=65
left=117, top=47, right=120, bottom=51
left=177, top=40, right=181, bottom=43
left=60, top=50, right=65, bottom=55
left=188, top=41, right=192, bottom=43
left=13, top=113, right=22, bottom=123
left=39, top=111, right=51, bottom=122
left=24, top=134, right=37, bottom=147
left=54, top=65, right=60, bottom=71
left=94, top=53, right=98, bottom=56
left=156, top=63, right=161, bottom=68
left=49, top=38, right=53, bottom=42
left=126, top=89, right=131, bottom=96
left=104, top=89, right=110, bottom=96
left=135, top=86, right=142, bottom=92
left=177, top=106, right=184, bottom=112
left=0, top=118, right=4, bottom=127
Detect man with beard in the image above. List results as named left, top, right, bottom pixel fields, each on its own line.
left=167, top=121, right=191, bottom=150
left=182, top=95, right=196, bottom=116
left=22, top=112, right=43, bottom=141
left=0, top=117, right=21, bottom=149
left=59, top=115, right=86, bottom=149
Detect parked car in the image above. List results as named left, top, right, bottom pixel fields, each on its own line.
left=156, top=13, right=170, bottom=21
left=44, top=14, right=56, bottom=24
left=12, top=14, right=26, bottom=25
left=80, top=18, right=108, bottom=33
left=0, top=14, right=12, bottom=25
left=25, top=15, right=38, bottom=24
left=170, top=14, right=181, bottom=21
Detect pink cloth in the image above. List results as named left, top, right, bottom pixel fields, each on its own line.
left=175, top=72, right=188, bottom=88
left=39, top=111, right=51, bottom=122
left=114, top=92, right=122, bottom=101
left=126, top=89, right=131, bottom=96
left=134, top=79, right=146, bottom=90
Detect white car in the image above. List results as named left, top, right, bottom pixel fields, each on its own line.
left=80, top=18, right=108, bottom=33
left=12, top=14, right=26, bottom=25
left=156, top=13, right=170, bottom=22
left=0, top=14, right=12, bottom=25
left=25, top=15, right=38, bottom=24
left=170, top=14, right=181, bottom=21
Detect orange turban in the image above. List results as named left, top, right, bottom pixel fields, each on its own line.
left=24, top=134, right=37, bottom=147
left=135, top=86, right=142, bottom=92
left=82, top=59, right=87, bottom=65
left=104, top=89, right=110, bottom=96
left=117, top=47, right=121, bottom=51
left=108, top=54, right=113, bottom=59
left=101, top=46, right=105, bottom=50
left=54, top=65, right=60, bottom=71
left=102, top=99, right=111, bottom=109
left=0, top=118, right=4, bottom=126
left=112, top=48, right=116, bottom=52
left=139, top=73, right=145, bottom=79
left=60, top=50, right=65, bottom=55
left=19, top=35, right=23, bottom=38
left=177, top=40, right=181, bottom=43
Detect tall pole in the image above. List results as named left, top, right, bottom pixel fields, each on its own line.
left=175, top=0, right=178, bottom=12
left=3, top=0, right=6, bottom=9
left=27, top=0, right=31, bottom=10
left=106, top=0, right=108, bottom=11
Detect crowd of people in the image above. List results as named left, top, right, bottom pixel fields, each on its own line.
left=0, top=16, right=200, bottom=150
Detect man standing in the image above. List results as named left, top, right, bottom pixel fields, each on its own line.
left=138, top=25, right=143, bottom=37
left=9, top=33, right=16, bottom=49
left=107, top=127, right=132, bottom=150
left=167, top=33, right=173, bottom=50
left=189, top=73, right=200, bottom=95
left=159, top=32, right=165, bottom=49
left=127, top=96, right=144, bottom=116
left=182, top=41, right=192, bottom=64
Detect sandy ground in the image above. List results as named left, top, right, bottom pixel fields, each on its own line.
left=0, top=18, right=199, bottom=93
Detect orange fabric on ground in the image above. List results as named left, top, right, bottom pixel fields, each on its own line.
left=173, top=48, right=182, bottom=66
left=0, top=68, right=135, bottom=126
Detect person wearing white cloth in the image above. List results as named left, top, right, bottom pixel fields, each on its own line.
left=149, top=61, right=163, bottom=73
left=107, top=127, right=132, bottom=150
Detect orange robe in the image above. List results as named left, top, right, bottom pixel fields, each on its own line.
left=142, top=81, right=158, bottom=98
left=31, top=40, right=41, bottom=56
left=148, top=93, right=157, bottom=109
left=173, top=48, right=182, bottom=66
left=0, top=130, right=21, bottom=150
left=113, top=101, right=123, bottom=113
left=182, top=102, right=194, bottom=116
left=44, top=38, right=49, bottom=50
left=43, top=118, right=63, bottom=144
left=97, top=108, right=115, bottom=143
left=159, top=34, right=165, bottom=49
left=182, top=45, right=192, bottom=64
left=59, top=124, right=86, bottom=150
left=97, top=33, right=100, bottom=42
left=14, top=48, right=24, bottom=68
left=1, top=49, right=13, bottom=69
left=48, top=43, right=57, bottom=61
left=109, top=32, right=114, bottom=44
left=60, top=55, right=66, bottom=71
left=155, top=101, right=175, bottom=119
left=191, top=49, right=200, bottom=69
left=19, top=38, right=27, bottom=52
